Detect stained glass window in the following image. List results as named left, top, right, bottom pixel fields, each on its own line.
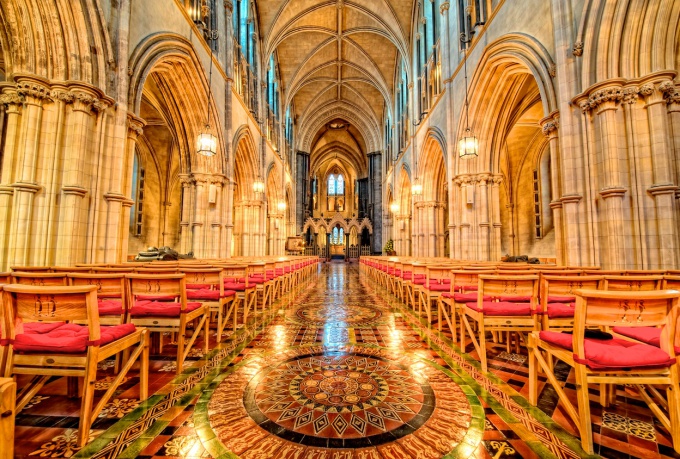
left=336, top=175, right=344, bottom=195
left=328, top=174, right=336, bottom=196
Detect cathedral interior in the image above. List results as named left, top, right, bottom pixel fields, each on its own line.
left=1, top=0, right=680, bottom=458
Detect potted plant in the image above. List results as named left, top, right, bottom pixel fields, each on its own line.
left=383, top=239, right=396, bottom=256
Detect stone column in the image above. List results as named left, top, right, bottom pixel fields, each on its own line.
left=478, top=174, right=490, bottom=261
left=209, top=175, right=225, bottom=258
left=179, top=174, right=194, bottom=254
left=550, top=0, right=589, bottom=267
left=118, top=114, right=144, bottom=262
left=642, top=78, right=679, bottom=269
left=55, top=85, right=101, bottom=266
left=296, top=151, right=310, bottom=231
left=540, top=114, right=564, bottom=265
left=193, top=173, right=210, bottom=257
left=491, top=175, right=503, bottom=261
left=665, top=85, right=680, bottom=255
left=589, top=84, right=628, bottom=269
left=459, top=175, right=471, bottom=260
left=0, top=88, right=23, bottom=270
left=451, top=177, right=462, bottom=259
left=368, top=151, right=383, bottom=253
left=10, top=78, right=52, bottom=266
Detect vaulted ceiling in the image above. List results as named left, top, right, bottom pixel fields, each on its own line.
left=257, top=0, right=416, bottom=166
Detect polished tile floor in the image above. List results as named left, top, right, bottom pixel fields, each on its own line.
left=10, top=262, right=680, bottom=458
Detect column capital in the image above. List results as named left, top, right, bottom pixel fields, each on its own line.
left=439, top=1, right=450, bottom=14
left=127, top=113, right=146, bottom=138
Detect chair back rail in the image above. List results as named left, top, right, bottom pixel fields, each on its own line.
left=67, top=273, right=127, bottom=299
left=573, top=289, right=679, bottom=355
left=126, top=273, right=186, bottom=301
left=11, top=273, right=68, bottom=286
left=478, top=274, right=539, bottom=307
left=603, top=275, right=663, bottom=291
left=9, top=266, right=51, bottom=273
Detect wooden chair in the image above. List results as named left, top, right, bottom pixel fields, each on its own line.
left=626, top=269, right=668, bottom=276
left=1, top=284, right=149, bottom=446
left=248, top=262, right=273, bottom=311
left=179, top=267, right=235, bottom=342
left=528, top=289, right=680, bottom=454
left=126, top=274, right=209, bottom=375
left=420, top=265, right=454, bottom=325
left=67, top=273, right=128, bottom=326
left=438, top=269, right=494, bottom=342
left=217, top=264, right=256, bottom=324
left=0, top=273, right=9, bottom=285
left=0, top=377, right=16, bottom=459
left=91, top=267, right=135, bottom=274
left=11, top=272, right=67, bottom=286
left=539, top=275, right=604, bottom=331
left=460, top=274, right=539, bottom=372
left=603, top=275, right=663, bottom=291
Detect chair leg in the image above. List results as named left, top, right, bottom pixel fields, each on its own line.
left=77, top=358, right=98, bottom=446
left=528, top=340, right=539, bottom=406
left=574, top=366, right=595, bottom=454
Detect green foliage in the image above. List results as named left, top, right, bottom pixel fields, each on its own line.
left=383, top=239, right=394, bottom=253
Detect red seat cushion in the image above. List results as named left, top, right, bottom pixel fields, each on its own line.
left=98, top=299, right=123, bottom=316
left=548, top=295, right=576, bottom=303
left=135, top=294, right=177, bottom=301
left=186, top=283, right=212, bottom=290
left=426, top=283, right=450, bottom=292
left=413, top=278, right=427, bottom=286
left=467, top=301, right=532, bottom=316
left=13, top=323, right=136, bottom=354
left=130, top=301, right=203, bottom=317
left=453, top=292, right=492, bottom=303
left=546, top=302, right=575, bottom=319
left=539, top=331, right=675, bottom=370
left=611, top=326, right=680, bottom=354
left=223, top=282, right=248, bottom=291
left=454, top=285, right=478, bottom=291
left=498, top=295, right=532, bottom=302
left=187, top=289, right=220, bottom=300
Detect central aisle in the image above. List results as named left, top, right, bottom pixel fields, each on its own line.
left=201, top=261, right=478, bottom=458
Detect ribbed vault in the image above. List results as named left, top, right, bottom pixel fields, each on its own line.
left=258, top=0, right=417, bottom=168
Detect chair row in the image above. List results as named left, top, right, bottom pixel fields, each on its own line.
left=0, top=257, right=319, bottom=449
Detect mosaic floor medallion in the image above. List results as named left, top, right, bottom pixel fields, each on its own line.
left=246, top=352, right=430, bottom=444
left=290, top=303, right=384, bottom=326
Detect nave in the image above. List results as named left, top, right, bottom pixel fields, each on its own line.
left=3, top=262, right=674, bottom=459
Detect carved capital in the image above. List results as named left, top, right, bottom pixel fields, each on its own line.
left=70, top=90, right=97, bottom=113
left=51, top=89, right=74, bottom=104
left=0, top=91, right=23, bottom=107
left=661, top=83, right=680, bottom=105
left=127, top=113, right=145, bottom=137
left=622, top=86, right=639, bottom=105
left=16, top=81, right=52, bottom=103
left=440, top=1, right=450, bottom=14
left=572, top=42, right=583, bottom=56
left=224, top=0, right=233, bottom=13
left=584, top=86, right=623, bottom=112
left=549, top=63, right=556, bottom=78
left=541, top=119, right=559, bottom=137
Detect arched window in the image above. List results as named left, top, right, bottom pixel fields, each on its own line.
left=327, top=173, right=345, bottom=197
left=328, top=174, right=336, bottom=196
left=130, top=151, right=145, bottom=236
left=331, top=227, right=345, bottom=245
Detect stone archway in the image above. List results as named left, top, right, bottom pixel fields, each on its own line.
left=232, top=128, right=263, bottom=256
left=415, top=131, right=447, bottom=257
